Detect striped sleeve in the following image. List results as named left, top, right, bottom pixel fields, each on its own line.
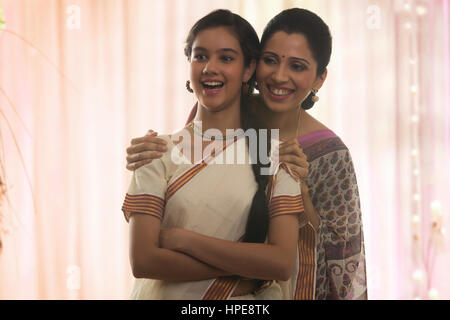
left=269, top=194, right=304, bottom=219
left=121, top=139, right=170, bottom=222
left=268, top=164, right=305, bottom=219
left=122, top=194, right=165, bottom=222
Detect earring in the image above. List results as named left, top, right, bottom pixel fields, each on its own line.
left=301, top=90, right=318, bottom=110
left=186, top=80, right=194, bottom=93
left=311, top=89, right=320, bottom=102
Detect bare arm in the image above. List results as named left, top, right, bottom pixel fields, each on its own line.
left=160, top=214, right=299, bottom=281
left=129, top=213, right=232, bottom=281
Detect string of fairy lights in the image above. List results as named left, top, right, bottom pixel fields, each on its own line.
left=0, top=2, right=5, bottom=32
left=402, top=0, right=445, bottom=300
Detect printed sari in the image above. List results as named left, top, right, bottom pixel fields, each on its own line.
left=122, top=134, right=305, bottom=299
left=298, top=130, right=367, bottom=300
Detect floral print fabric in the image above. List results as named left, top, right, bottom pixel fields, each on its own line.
left=299, top=132, right=367, bottom=300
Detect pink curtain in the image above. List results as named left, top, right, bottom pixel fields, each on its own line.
left=0, top=0, right=448, bottom=299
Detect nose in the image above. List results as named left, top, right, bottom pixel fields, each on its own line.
left=272, top=64, right=289, bottom=83
left=203, top=58, right=219, bottom=75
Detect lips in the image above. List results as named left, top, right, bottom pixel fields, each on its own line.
left=200, top=79, right=224, bottom=95
left=266, top=84, right=294, bottom=101
left=201, top=79, right=223, bottom=91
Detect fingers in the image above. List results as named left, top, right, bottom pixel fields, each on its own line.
left=279, top=141, right=308, bottom=162
left=127, top=150, right=164, bottom=165
left=126, top=130, right=167, bottom=171
left=129, top=133, right=167, bottom=150
left=279, top=154, right=309, bottom=169
left=126, top=158, right=155, bottom=171
left=279, top=139, right=310, bottom=181
left=283, top=161, right=309, bottom=181
left=127, top=141, right=168, bottom=156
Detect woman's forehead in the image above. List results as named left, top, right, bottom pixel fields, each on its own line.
left=262, top=31, right=314, bottom=60
left=193, top=26, right=242, bottom=51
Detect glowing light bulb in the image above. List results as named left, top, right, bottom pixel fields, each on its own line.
left=404, top=22, right=412, bottom=30
left=428, top=288, right=438, bottom=300
left=413, top=169, right=420, bottom=176
left=431, top=201, right=442, bottom=222
left=431, top=201, right=442, bottom=212
left=412, top=269, right=423, bottom=282
left=416, top=6, right=427, bottom=15
left=410, top=85, right=418, bottom=94
left=411, top=114, right=419, bottom=123
left=411, top=149, right=418, bottom=156
left=413, top=194, right=420, bottom=201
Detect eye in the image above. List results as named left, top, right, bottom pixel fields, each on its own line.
left=291, top=63, right=307, bottom=72
left=220, top=55, right=234, bottom=63
left=262, top=56, right=277, bottom=65
left=193, top=54, right=207, bottom=61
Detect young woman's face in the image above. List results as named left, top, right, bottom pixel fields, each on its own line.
left=189, top=26, right=254, bottom=113
left=256, top=31, right=326, bottom=113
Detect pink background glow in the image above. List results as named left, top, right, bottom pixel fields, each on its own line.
left=0, top=0, right=449, bottom=299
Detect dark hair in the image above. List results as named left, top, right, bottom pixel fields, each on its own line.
left=261, top=8, right=332, bottom=109
left=185, top=9, right=270, bottom=243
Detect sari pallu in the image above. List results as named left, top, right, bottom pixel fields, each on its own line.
left=298, top=130, right=368, bottom=300
left=122, top=134, right=304, bottom=299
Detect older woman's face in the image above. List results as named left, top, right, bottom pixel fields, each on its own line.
left=256, top=31, right=326, bottom=113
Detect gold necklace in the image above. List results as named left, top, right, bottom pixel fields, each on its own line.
left=189, top=122, right=244, bottom=141
left=295, top=108, right=302, bottom=139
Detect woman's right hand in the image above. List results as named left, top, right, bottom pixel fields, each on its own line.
left=126, top=130, right=168, bottom=171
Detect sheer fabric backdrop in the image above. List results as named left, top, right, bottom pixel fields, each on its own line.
left=0, top=0, right=448, bottom=299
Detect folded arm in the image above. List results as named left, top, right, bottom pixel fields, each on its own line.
left=160, top=213, right=299, bottom=281
left=129, top=213, right=232, bottom=281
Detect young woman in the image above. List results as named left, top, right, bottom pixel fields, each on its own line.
left=122, top=9, right=305, bottom=300
left=126, top=8, right=368, bottom=300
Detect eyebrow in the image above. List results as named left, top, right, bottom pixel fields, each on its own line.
left=193, top=47, right=239, bottom=55
left=262, top=51, right=310, bottom=65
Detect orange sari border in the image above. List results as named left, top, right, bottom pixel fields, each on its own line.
left=202, top=277, right=239, bottom=300
left=122, top=193, right=164, bottom=222
left=294, top=223, right=316, bottom=300
left=165, top=138, right=239, bottom=201
left=165, top=161, right=207, bottom=201
left=269, top=195, right=305, bottom=219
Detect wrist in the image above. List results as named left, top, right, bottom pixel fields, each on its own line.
left=174, top=228, right=194, bottom=253
left=300, top=181, right=309, bottom=195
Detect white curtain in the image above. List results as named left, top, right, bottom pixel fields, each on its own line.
left=0, top=0, right=448, bottom=299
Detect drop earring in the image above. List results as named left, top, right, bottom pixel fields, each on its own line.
left=311, top=89, right=320, bottom=102
left=186, top=80, right=194, bottom=93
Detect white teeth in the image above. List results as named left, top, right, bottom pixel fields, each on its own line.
left=203, top=81, right=223, bottom=86
left=269, top=86, right=292, bottom=96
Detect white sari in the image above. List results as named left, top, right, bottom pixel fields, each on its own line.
left=122, top=134, right=305, bottom=299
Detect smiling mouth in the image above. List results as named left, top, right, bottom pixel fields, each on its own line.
left=267, top=84, right=294, bottom=96
left=202, top=81, right=224, bottom=90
